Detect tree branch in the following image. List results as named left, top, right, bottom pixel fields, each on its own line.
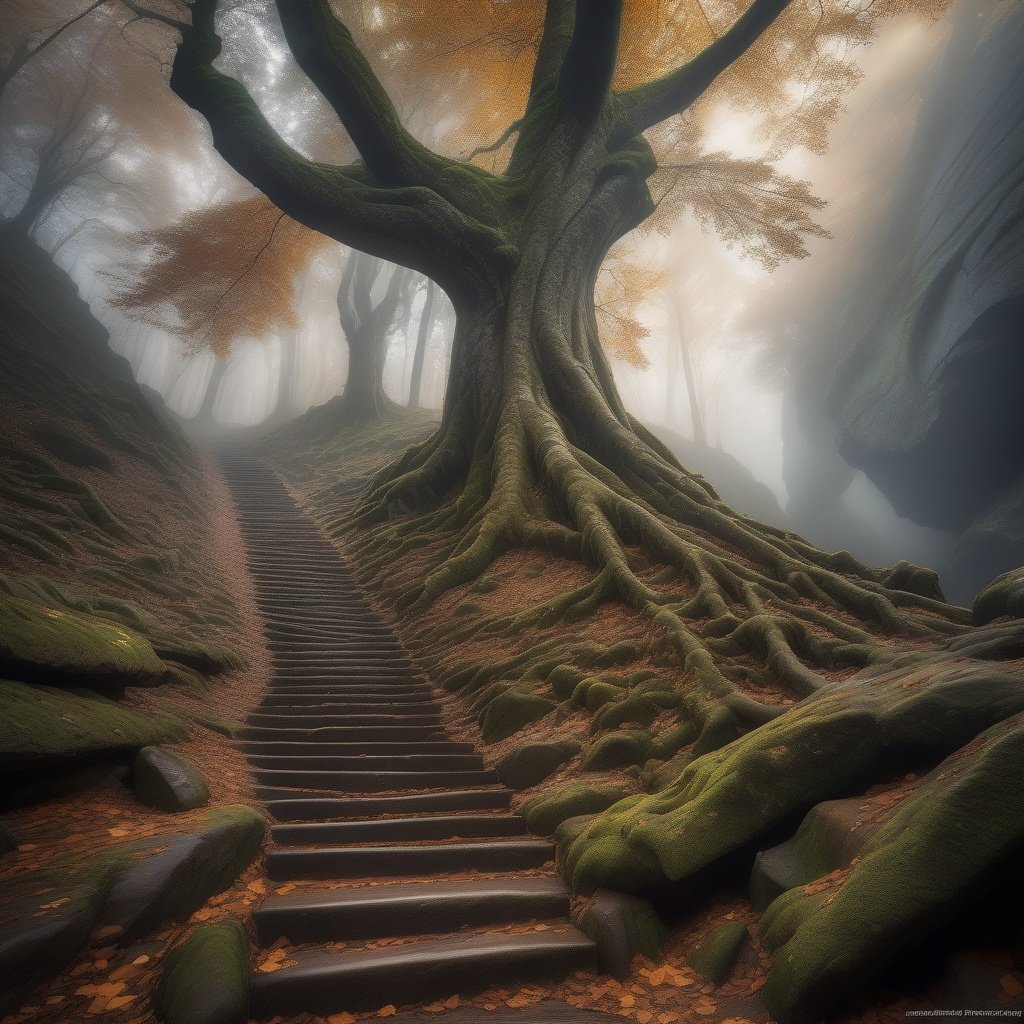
left=273, top=0, right=429, bottom=185
left=557, top=0, right=623, bottom=125
left=0, top=0, right=109, bottom=99
left=617, top=0, right=794, bottom=136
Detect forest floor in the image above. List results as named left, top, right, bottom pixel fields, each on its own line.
left=265, top=411, right=1024, bottom=1024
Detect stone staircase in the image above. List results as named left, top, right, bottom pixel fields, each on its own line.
left=219, top=453, right=597, bottom=1018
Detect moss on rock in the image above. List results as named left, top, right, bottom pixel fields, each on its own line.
left=497, top=741, right=580, bottom=790
left=154, top=919, right=249, bottom=1024
left=581, top=730, right=654, bottom=771
left=760, top=715, right=1024, bottom=1023
left=0, top=593, right=166, bottom=688
left=523, top=781, right=631, bottom=836
left=479, top=689, right=556, bottom=743
left=974, top=568, right=1024, bottom=626
left=690, top=921, right=748, bottom=986
left=0, top=680, right=186, bottom=780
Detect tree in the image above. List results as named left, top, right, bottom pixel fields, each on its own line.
left=123, top=3, right=1024, bottom=1016
left=407, top=277, right=435, bottom=411
left=332, top=248, right=413, bottom=427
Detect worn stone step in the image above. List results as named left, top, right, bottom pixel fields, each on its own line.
left=252, top=702, right=441, bottom=717
left=250, top=929, right=596, bottom=1017
left=238, top=740, right=473, bottom=757
left=238, top=725, right=449, bottom=742
left=254, top=876, right=569, bottom=944
left=263, top=790, right=513, bottom=820
left=248, top=753, right=483, bottom=771
left=261, top=688, right=433, bottom=702
left=252, top=768, right=499, bottom=792
left=272, top=814, right=528, bottom=846
left=265, top=839, right=555, bottom=880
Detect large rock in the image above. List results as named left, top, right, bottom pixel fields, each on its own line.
left=497, top=741, right=579, bottom=790
left=101, top=806, right=265, bottom=944
left=154, top=920, right=249, bottom=1024
left=0, top=679, right=186, bottom=782
left=581, top=889, right=667, bottom=979
left=134, top=746, right=210, bottom=812
left=0, top=593, right=166, bottom=689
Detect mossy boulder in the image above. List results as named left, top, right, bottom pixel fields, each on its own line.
left=562, top=656, right=1024, bottom=895
left=582, top=889, right=667, bottom=979
left=0, top=593, right=165, bottom=688
left=0, top=680, right=186, bottom=781
left=973, top=568, right=1024, bottom=625
left=101, top=805, right=265, bottom=944
left=760, top=715, right=1024, bottom=1023
left=497, top=741, right=580, bottom=790
left=523, top=782, right=631, bottom=836
left=134, top=746, right=210, bottom=812
left=581, top=730, right=654, bottom=771
left=749, top=797, right=882, bottom=910
left=479, top=689, right=556, bottom=743
left=154, top=920, right=249, bottom=1024
left=690, top=921, right=749, bottom=986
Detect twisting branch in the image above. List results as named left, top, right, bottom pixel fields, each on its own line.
left=616, top=0, right=794, bottom=136
left=273, top=0, right=432, bottom=185
left=0, top=0, right=109, bottom=99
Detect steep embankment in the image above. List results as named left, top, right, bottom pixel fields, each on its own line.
left=0, top=234, right=271, bottom=1020
left=269, top=405, right=1024, bottom=1024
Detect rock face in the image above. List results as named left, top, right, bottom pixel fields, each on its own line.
left=822, top=3, right=1024, bottom=601
left=134, top=746, right=210, bottom=812
left=581, top=890, right=667, bottom=980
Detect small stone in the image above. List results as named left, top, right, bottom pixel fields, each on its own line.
left=133, top=746, right=210, bottom=812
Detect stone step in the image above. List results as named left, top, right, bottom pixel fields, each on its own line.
left=248, top=753, right=483, bottom=771
left=252, top=768, right=499, bottom=792
left=272, top=814, right=528, bottom=845
left=254, top=876, right=569, bottom=944
left=264, top=790, right=513, bottom=820
left=238, top=740, right=473, bottom=756
left=238, top=725, right=450, bottom=742
left=265, top=839, right=555, bottom=880
left=251, top=702, right=442, bottom=718
left=248, top=712, right=442, bottom=727
left=250, top=929, right=596, bottom=1017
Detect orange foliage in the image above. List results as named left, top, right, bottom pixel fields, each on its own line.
left=112, top=194, right=334, bottom=357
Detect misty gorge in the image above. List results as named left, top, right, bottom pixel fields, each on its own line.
left=0, top=2, right=1022, bottom=1024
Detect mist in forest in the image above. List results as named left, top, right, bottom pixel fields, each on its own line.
left=0, top=0, right=1001, bottom=587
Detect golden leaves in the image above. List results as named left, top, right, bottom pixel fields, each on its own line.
left=112, top=194, right=334, bottom=358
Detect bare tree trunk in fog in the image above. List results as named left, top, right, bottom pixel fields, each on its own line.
left=670, top=290, right=707, bottom=446
left=408, top=278, right=435, bottom=410
left=195, top=355, right=228, bottom=425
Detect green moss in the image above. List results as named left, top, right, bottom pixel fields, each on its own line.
left=0, top=592, right=166, bottom=688
left=690, top=921, right=748, bottom=985
left=573, top=678, right=623, bottom=712
left=523, top=781, right=631, bottom=836
left=974, top=568, right=1024, bottom=626
left=547, top=664, right=586, bottom=700
left=761, top=717, right=1024, bottom=1023
left=562, top=657, right=1024, bottom=895
left=154, top=920, right=250, bottom=1024
left=497, top=740, right=580, bottom=790
left=0, top=522, right=61, bottom=563
left=479, top=689, right=556, bottom=743
left=593, top=695, right=659, bottom=732
left=0, top=680, right=187, bottom=779
left=581, top=730, right=654, bottom=771
left=131, top=553, right=165, bottom=573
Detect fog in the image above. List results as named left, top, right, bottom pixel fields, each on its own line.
left=0, top=0, right=989, bottom=580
